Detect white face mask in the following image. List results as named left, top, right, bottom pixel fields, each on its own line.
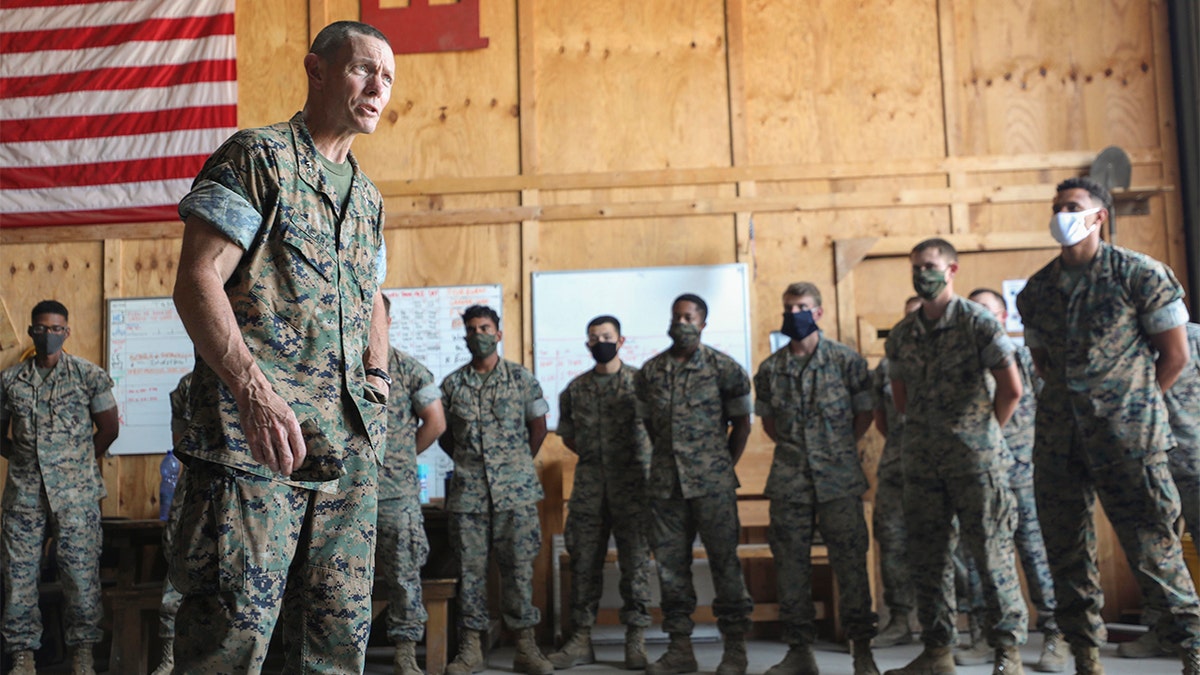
left=1049, top=207, right=1101, bottom=246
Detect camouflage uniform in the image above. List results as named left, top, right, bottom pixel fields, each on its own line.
left=754, top=334, right=878, bottom=646
left=635, top=344, right=754, bottom=637
left=1164, top=323, right=1200, bottom=554
left=1002, top=347, right=1058, bottom=631
left=871, top=357, right=916, bottom=622
left=884, top=296, right=1028, bottom=649
left=441, top=358, right=550, bottom=631
left=171, top=113, right=387, bottom=673
left=158, top=372, right=193, bottom=640
left=1017, top=242, right=1199, bottom=650
left=557, top=364, right=653, bottom=630
left=376, top=347, right=441, bottom=643
left=1, top=353, right=115, bottom=653
left=952, top=346, right=1058, bottom=632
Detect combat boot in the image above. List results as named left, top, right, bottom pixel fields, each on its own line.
left=547, top=626, right=595, bottom=668
left=446, top=629, right=486, bottom=675
left=765, top=643, right=819, bottom=675
left=1034, top=631, right=1066, bottom=673
left=394, top=640, right=423, bottom=675
left=715, top=633, right=747, bottom=675
left=992, top=646, right=1023, bottom=675
left=646, top=633, right=698, bottom=675
left=875, top=612, right=914, bottom=647
left=1116, top=631, right=1172, bottom=658
left=955, top=636, right=993, bottom=666
left=1182, top=649, right=1199, bottom=675
left=151, top=637, right=175, bottom=675
left=625, top=625, right=648, bottom=669
left=882, top=646, right=956, bottom=675
left=7, top=651, right=35, bottom=675
left=853, top=638, right=881, bottom=675
left=513, top=627, right=553, bottom=675
left=70, top=645, right=96, bottom=675
left=1070, top=645, right=1103, bottom=675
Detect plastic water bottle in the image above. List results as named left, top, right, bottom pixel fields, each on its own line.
left=159, top=450, right=181, bottom=520
left=417, top=464, right=430, bottom=504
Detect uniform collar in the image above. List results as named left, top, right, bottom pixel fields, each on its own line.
left=289, top=112, right=357, bottom=219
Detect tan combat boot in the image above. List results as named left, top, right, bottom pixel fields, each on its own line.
left=151, top=637, right=175, bottom=675
left=70, top=645, right=96, bottom=675
left=1182, top=649, right=1199, bottom=675
left=715, top=633, right=748, bottom=675
left=875, top=612, right=914, bottom=648
left=992, top=646, right=1024, bottom=675
left=1034, top=631, right=1066, bottom=673
left=1070, top=645, right=1103, bottom=675
left=513, top=627, right=553, bottom=675
left=547, top=626, right=595, bottom=668
left=955, top=624, right=993, bottom=662
left=625, top=625, right=648, bottom=669
left=646, top=633, right=698, bottom=675
left=853, top=638, right=881, bottom=675
left=882, top=646, right=956, bottom=675
left=394, top=640, right=423, bottom=675
left=446, top=629, right=486, bottom=675
left=1116, top=631, right=1171, bottom=658
left=7, top=651, right=35, bottom=675
left=765, top=643, right=819, bottom=675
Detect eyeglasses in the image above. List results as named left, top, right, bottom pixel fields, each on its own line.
left=29, top=325, right=67, bottom=335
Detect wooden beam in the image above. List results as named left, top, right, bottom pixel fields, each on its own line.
left=2, top=185, right=1169, bottom=243
left=373, top=150, right=1164, bottom=196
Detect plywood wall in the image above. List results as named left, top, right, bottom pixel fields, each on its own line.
left=1, top=0, right=1184, bottom=627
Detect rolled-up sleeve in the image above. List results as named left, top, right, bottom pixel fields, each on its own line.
left=178, top=180, right=262, bottom=250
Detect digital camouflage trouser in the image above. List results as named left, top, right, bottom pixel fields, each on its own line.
left=904, top=468, right=1028, bottom=649
left=769, top=496, right=878, bottom=645
left=170, top=447, right=378, bottom=674
left=376, top=498, right=429, bottom=643
left=564, top=500, right=652, bottom=630
left=1, top=498, right=102, bottom=651
left=450, top=503, right=542, bottom=632
left=650, top=492, right=753, bottom=636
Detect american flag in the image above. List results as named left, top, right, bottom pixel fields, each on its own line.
left=0, top=0, right=237, bottom=228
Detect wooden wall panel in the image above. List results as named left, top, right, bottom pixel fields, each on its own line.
left=949, top=0, right=1161, bottom=155
left=236, top=0, right=311, bottom=129
left=741, top=0, right=945, bottom=164
left=532, top=0, right=731, bottom=173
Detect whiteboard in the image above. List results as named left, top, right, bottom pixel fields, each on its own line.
left=532, top=264, right=752, bottom=430
left=383, top=284, right=504, bottom=500
left=106, top=297, right=194, bottom=456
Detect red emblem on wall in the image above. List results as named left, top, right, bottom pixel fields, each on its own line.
left=361, top=0, right=489, bottom=54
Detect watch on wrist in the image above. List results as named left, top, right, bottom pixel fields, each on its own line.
left=366, top=367, right=392, bottom=385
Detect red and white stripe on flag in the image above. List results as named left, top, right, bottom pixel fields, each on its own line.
left=0, top=0, right=237, bottom=228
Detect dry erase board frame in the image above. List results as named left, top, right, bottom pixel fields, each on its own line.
left=532, top=264, right=753, bottom=430
left=105, top=297, right=194, bottom=456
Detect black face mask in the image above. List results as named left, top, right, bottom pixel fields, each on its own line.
left=32, top=332, right=66, bottom=358
left=589, top=341, right=619, bottom=364
left=780, top=310, right=818, bottom=341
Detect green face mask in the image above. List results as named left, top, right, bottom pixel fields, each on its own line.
left=668, top=322, right=701, bottom=350
left=912, top=268, right=948, bottom=300
left=466, top=333, right=498, bottom=358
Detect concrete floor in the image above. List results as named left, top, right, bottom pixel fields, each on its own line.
left=359, top=627, right=1185, bottom=675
